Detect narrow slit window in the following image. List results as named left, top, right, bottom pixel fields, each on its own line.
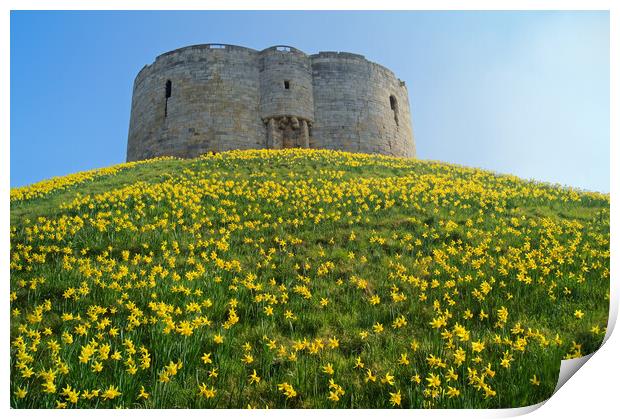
left=165, top=80, right=172, bottom=98
left=164, top=80, right=172, bottom=118
left=389, top=95, right=399, bottom=126
left=284, top=80, right=290, bottom=90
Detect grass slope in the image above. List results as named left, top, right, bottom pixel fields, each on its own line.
left=10, top=149, right=609, bottom=409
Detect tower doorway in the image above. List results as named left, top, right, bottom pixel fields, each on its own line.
left=265, top=116, right=311, bottom=149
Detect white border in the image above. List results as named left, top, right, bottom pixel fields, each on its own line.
left=3, top=1, right=616, bottom=418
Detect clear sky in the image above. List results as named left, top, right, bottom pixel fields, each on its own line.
left=10, top=10, right=610, bottom=192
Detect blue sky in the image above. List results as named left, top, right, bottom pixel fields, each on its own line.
left=10, top=10, right=609, bottom=192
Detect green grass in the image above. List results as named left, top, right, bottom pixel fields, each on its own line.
left=10, top=149, right=609, bottom=409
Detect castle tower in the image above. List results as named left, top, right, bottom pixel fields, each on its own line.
left=259, top=46, right=315, bottom=149
left=311, top=52, right=414, bottom=157
left=126, top=44, right=415, bottom=161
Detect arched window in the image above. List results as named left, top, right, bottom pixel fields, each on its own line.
left=389, top=95, right=399, bottom=126
left=164, top=80, right=172, bottom=117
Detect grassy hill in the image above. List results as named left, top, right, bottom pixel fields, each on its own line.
left=10, top=149, right=610, bottom=408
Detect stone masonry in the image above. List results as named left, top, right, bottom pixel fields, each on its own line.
left=126, top=44, right=415, bottom=161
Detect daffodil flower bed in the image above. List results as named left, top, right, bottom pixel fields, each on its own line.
left=10, top=149, right=609, bottom=408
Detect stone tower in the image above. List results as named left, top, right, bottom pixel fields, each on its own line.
left=126, top=44, right=415, bottom=161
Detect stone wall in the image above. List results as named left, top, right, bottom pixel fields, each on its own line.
left=127, top=44, right=415, bottom=161
left=258, top=46, right=315, bottom=123
left=127, top=44, right=265, bottom=161
left=311, top=52, right=414, bottom=157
